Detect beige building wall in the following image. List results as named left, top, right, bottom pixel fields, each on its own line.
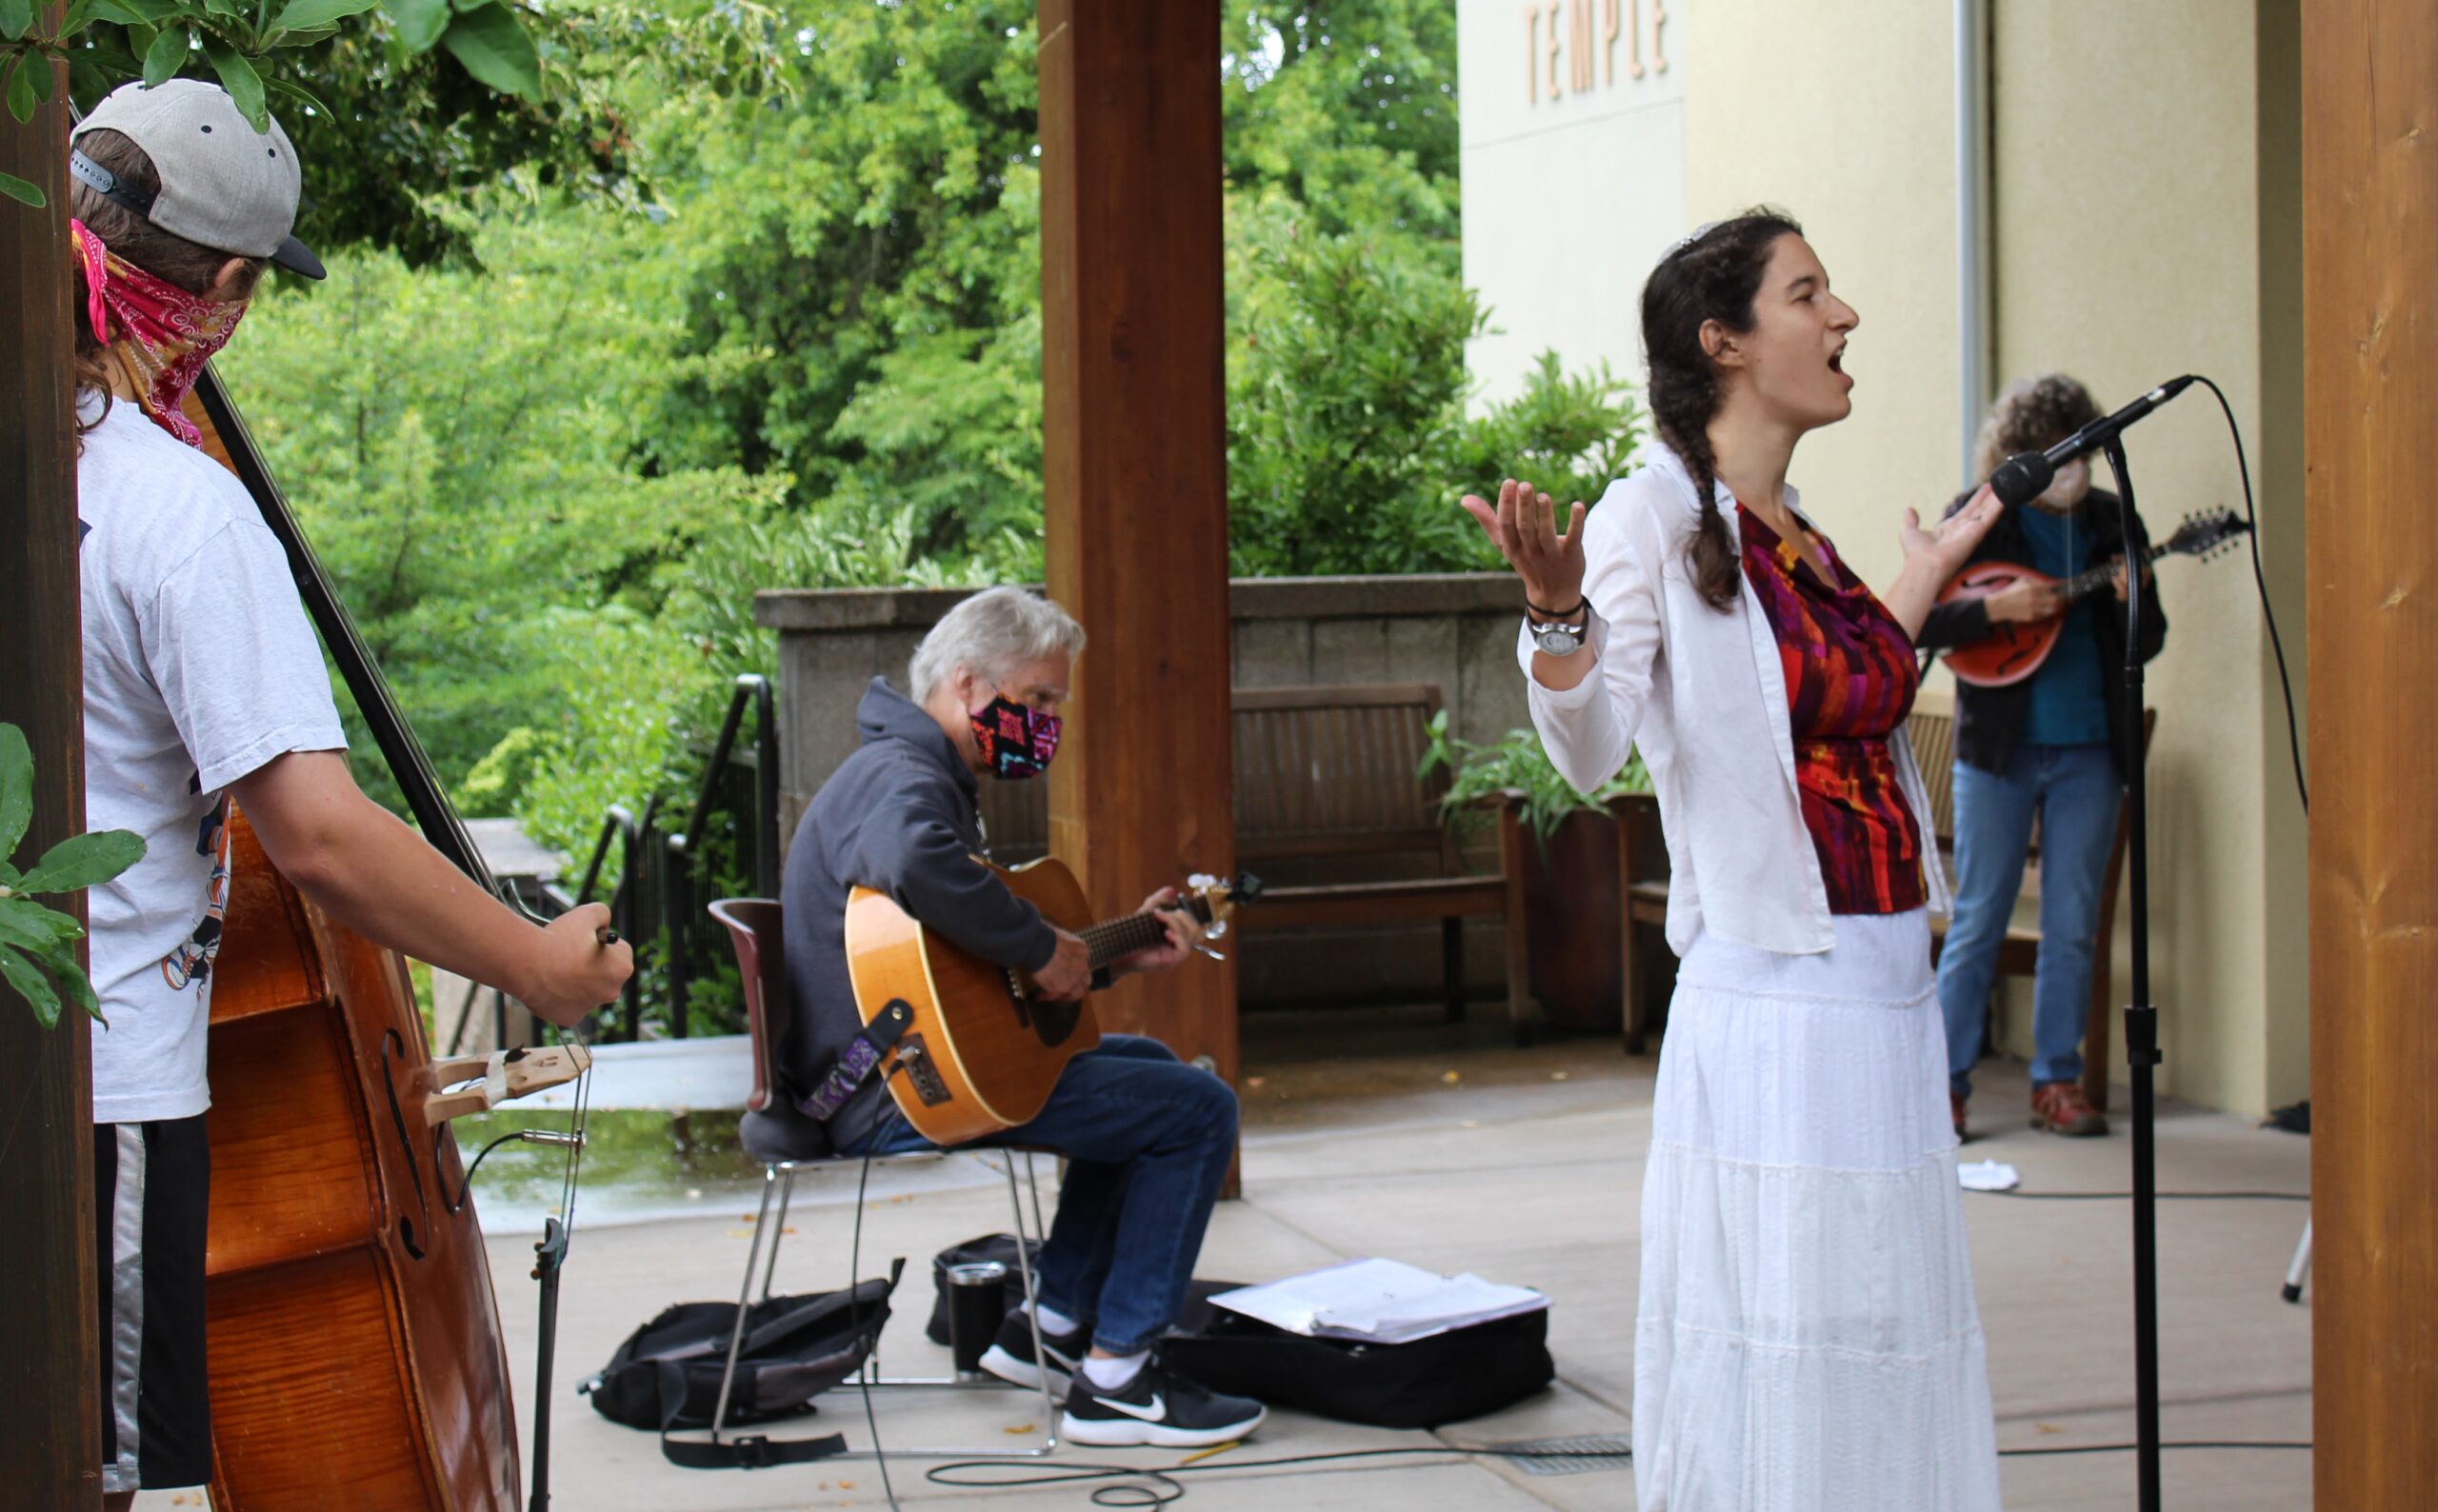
left=1459, top=1, right=2307, bottom=1114
left=1458, top=0, right=1688, bottom=403
left=1681, top=0, right=1967, bottom=594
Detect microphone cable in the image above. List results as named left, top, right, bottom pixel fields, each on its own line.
left=2190, top=373, right=2308, bottom=816
left=918, top=1436, right=2309, bottom=1507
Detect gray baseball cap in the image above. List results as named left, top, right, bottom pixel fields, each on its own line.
left=71, top=79, right=324, bottom=281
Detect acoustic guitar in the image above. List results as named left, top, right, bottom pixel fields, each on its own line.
left=844, top=864, right=1257, bottom=1144
left=1936, top=507, right=2251, bottom=687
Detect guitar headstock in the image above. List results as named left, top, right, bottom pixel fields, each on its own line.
left=1180, top=871, right=1263, bottom=943
left=2165, top=507, right=2253, bottom=562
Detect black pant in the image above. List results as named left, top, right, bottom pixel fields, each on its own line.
left=94, top=1115, right=213, bottom=1493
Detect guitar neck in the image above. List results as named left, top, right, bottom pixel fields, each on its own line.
left=1078, top=910, right=1186, bottom=969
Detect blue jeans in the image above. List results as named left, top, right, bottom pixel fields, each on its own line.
left=846, top=1033, right=1239, bottom=1356
left=1938, top=744, right=2123, bottom=1101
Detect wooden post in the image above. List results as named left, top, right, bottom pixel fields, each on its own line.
left=0, top=60, right=105, bottom=1512
left=1037, top=2, right=1238, bottom=1089
left=2306, top=4, right=2438, bottom=1504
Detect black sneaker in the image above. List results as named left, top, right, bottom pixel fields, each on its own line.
left=1061, top=1358, right=1268, bottom=1448
left=978, top=1308, right=1087, bottom=1400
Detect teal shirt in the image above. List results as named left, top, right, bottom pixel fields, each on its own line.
left=2015, top=507, right=2111, bottom=747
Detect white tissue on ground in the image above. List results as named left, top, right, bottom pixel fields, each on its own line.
left=1958, top=1159, right=2021, bottom=1192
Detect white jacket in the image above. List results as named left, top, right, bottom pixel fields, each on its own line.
left=1517, top=445, right=1950, bottom=957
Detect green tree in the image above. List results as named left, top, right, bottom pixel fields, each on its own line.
left=6, top=0, right=551, bottom=212
left=216, top=207, right=789, bottom=811
left=635, top=0, right=1044, bottom=549
left=1221, top=0, right=1460, bottom=245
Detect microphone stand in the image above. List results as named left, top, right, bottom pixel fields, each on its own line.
left=2099, top=435, right=2163, bottom=1509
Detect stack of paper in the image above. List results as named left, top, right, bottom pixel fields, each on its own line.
left=1209, top=1259, right=1549, bottom=1344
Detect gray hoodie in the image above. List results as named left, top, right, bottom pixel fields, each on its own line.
left=781, top=677, right=1059, bottom=1146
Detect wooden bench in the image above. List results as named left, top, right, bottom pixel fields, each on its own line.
left=1229, top=684, right=1531, bottom=1035
left=974, top=683, right=1532, bottom=1035
left=1613, top=706, right=2152, bottom=1111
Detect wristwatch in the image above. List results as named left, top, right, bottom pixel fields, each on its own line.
left=1527, top=599, right=1590, bottom=656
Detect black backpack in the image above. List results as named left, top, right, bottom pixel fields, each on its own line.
left=580, top=1268, right=897, bottom=1469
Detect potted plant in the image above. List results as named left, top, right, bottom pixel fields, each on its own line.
left=1419, top=714, right=1649, bottom=1032
left=1, top=723, right=144, bottom=1027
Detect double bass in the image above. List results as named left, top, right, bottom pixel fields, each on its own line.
left=184, top=368, right=593, bottom=1510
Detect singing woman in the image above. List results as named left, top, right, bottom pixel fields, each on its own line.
left=1463, top=209, right=2006, bottom=1509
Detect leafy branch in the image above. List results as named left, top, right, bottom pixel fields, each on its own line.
left=2, top=0, right=544, bottom=209
left=0, top=724, right=144, bottom=1029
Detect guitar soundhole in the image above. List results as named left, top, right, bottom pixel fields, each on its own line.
left=1030, top=1000, right=1084, bottom=1049
left=1002, top=968, right=1084, bottom=1048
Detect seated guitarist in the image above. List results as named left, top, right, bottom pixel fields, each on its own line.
left=780, top=586, right=1265, bottom=1449
left=1917, top=374, right=2168, bottom=1141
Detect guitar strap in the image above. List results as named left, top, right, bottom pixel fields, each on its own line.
left=794, top=999, right=916, bottom=1123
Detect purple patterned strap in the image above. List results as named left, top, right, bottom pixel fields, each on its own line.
left=796, top=999, right=915, bottom=1122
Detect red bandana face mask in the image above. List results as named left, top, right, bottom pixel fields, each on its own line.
left=71, top=219, right=249, bottom=448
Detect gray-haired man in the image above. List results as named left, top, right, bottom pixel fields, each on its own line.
left=781, top=587, right=1264, bottom=1448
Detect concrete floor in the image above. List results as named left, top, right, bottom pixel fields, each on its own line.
left=140, top=1005, right=2314, bottom=1510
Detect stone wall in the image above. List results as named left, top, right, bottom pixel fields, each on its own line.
left=754, top=575, right=1534, bottom=1008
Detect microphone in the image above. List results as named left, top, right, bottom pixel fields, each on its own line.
left=1988, top=375, right=2197, bottom=507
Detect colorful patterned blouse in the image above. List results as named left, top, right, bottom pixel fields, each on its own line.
left=1736, top=504, right=1928, bottom=915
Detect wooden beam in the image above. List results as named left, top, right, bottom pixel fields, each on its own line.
left=2306, top=3, right=2438, bottom=1503
left=1037, top=2, right=1238, bottom=1086
left=0, top=57, right=105, bottom=1512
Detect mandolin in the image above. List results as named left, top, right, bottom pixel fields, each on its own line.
left=1936, top=507, right=2251, bottom=687
left=843, top=863, right=1258, bottom=1145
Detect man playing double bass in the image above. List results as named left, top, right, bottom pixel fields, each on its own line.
left=68, top=81, right=631, bottom=1507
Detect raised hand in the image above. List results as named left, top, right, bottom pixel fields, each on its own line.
left=1461, top=479, right=1589, bottom=615
left=1901, top=484, right=2003, bottom=579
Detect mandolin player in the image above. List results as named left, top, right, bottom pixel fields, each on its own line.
left=781, top=587, right=1269, bottom=1449
left=69, top=82, right=633, bottom=1508
left=1915, top=374, right=2168, bottom=1143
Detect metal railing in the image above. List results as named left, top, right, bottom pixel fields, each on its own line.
left=570, top=674, right=781, bottom=1041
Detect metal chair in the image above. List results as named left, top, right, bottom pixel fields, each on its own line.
left=706, top=897, right=1063, bottom=1459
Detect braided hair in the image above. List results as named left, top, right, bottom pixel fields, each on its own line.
left=1639, top=208, right=1806, bottom=610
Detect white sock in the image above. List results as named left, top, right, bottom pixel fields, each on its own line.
left=1024, top=1299, right=1083, bottom=1339
left=1082, top=1350, right=1149, bottom=1391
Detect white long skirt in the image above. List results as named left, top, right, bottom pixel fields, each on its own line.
left=1634, top=908, right=2003, bottom=1511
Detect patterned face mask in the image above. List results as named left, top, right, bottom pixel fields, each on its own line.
left=71, top=219, right=250, bottom=448
left=969, top=691, right=1062, bottom=781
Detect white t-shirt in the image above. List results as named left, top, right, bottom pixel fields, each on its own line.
left=78, top=398, right=346, bottom=1124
